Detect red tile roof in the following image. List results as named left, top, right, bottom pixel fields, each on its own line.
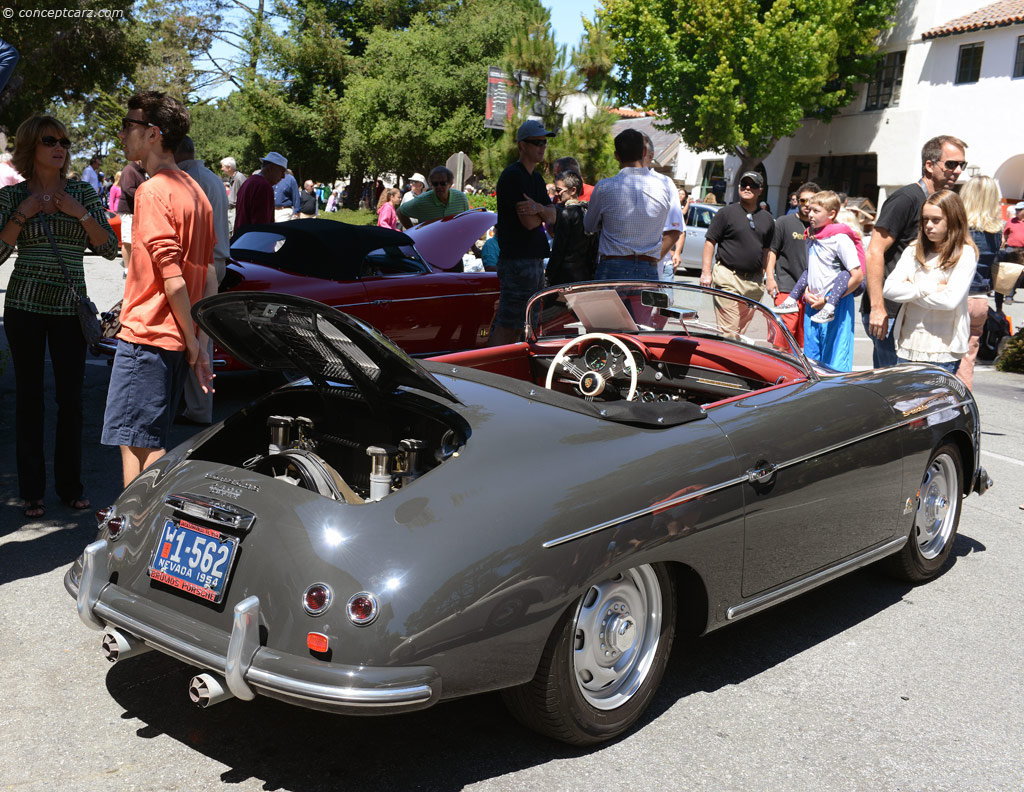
left=609, top=108, right=658, bottom=118
left=922, top=0, right=1024, bottom=39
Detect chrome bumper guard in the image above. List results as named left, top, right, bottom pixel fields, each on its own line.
left=66, top=547, right=440, bottom=712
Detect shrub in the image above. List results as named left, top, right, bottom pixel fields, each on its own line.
left=995, top=328, right=1024, bottom=373
left=468, top=193, right=497, bottom=212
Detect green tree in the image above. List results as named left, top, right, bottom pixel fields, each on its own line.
left=132, top=0, right=228, bottom=100
left=239, top=0, right=351, bottom=183
left=477, top=5, right=618, bottom=183
left=340, top=0, right=541, bottom=196
left=600, top=0, right=897, bottom=192
left=188, top=94, right=258, bottom=172
left=0, top=1, right=146, bottom=134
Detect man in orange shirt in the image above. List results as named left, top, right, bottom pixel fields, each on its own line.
left=101, top=91, right=217, bottom=487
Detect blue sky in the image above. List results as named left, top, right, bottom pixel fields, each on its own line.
left=544, top=0, right=600, bottom=51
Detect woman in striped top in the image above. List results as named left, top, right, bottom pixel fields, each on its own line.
left=0, top=114, right=117, bottom=519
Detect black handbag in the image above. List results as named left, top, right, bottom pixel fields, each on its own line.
left=38, top=214, right=103, bottom=352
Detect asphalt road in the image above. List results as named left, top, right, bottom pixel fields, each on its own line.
left=0, top=254, right=1022, bottom=791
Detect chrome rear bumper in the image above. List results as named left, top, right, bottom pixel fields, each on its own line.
left=65, top=540, right=441, bottom=714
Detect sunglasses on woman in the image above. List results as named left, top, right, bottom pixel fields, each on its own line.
left=40, top=135, right=72, bottom=149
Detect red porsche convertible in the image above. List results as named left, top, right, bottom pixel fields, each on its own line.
left=98, top=210, right=499, bottom=367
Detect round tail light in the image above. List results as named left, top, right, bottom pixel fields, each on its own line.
left=347, top=592, right=379, bottom=626
left=302, top=583, right=332, bottom=615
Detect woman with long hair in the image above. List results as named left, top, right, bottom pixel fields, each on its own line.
left=883, top=190, right=977, bottom=374
left=107, top=169, right=122, bottom=212
left=376, top=187, right=401, bottom=230
left=958, top=175, right=1003, bottom=389
left=0, top=114, right=117, bottom=519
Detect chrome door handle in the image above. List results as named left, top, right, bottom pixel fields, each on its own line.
left=746, top=461, right=777, bottom=484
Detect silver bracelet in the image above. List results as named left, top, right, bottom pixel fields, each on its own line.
left=79, top=211, right=91, bottom=223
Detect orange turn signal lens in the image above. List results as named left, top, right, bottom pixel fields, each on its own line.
left=307, top=632, right=329, bottom=653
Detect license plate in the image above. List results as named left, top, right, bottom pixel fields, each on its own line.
left=148, top=517, right=239, bottom=603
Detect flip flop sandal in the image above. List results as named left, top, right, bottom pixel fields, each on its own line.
left=23, top=500, right=45, bottom=519
left=65, top=496, right=91, bottom=511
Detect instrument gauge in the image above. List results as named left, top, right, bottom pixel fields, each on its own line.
left=584, top=345, right=608, bottom=371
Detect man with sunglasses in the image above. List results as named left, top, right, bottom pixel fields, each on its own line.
left=863, top=135, right=967, bottom=367
left=397, top=166, right=469, bottom=228
left=766, top=181, right=821, bottom=346
left=489, top=120, right=558, bottom=346
left=101, top=92, right=216, bottom=488
left=701, top=171, right=774, bottom=333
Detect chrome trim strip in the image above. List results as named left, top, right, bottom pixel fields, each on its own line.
left=372, top=291, right=501, bottom=305
left=245, top=669, right=434, bottom=707
left=774, top=399, right=973, bottom=473
left=77, top=540, right=110, bottom=631
left=726, top=536, right=908, bottom=621
left=543, top=475, right=749, bottom=548
left=225, top=596, right=260, bottom=701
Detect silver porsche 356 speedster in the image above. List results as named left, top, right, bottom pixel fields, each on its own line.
left=66, top=281, right=991, bottom=745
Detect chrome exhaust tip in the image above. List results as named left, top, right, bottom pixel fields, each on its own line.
left=188, top=673, right=234, bottom=708
left=101, top=629, right=152, bottom=663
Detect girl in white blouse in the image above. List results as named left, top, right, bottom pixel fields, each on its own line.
left=883, top=190, right=978, bottom=374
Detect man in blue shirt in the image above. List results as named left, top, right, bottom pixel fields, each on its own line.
left=274, top=169, right=301, bottom=222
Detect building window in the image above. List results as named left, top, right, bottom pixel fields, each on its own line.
left=1014, top=36, right=1024, bottom=79
left=956, top=43, right=983, bottom=84
left=865, top=51, right=905, bottom=111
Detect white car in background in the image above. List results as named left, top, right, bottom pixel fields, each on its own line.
left=677, top=202, right=720, bottom=273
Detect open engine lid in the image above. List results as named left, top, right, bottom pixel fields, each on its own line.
left=192, top=292, right=461, bottom=404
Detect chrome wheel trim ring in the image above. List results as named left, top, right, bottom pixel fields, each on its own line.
left=916, top=453, right=957, bottom=560
left=571, top=564, right=663, bottom=711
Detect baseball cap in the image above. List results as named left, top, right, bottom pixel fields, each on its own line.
left=260, top=151, right=288, bottom=169
left=516, top=119, right=555, bottom=142
left=739, top=171, right=764, bottom=188
left=1015, top=201, right=1024, bottom=211
left=410, top=173, right=426, bottom=185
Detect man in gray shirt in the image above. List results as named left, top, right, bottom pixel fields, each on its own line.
left=176, top=136, right=231, bottom=424
left=220, top=156, right=247, bottom=230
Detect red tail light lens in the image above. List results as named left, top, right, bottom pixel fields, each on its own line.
left=307, top=632, right=329, bottom=653
left=347, top=592, right=379, bottom=626
left=106, top=516, right=125, bottom=540
left=95, top=507, right=112, bottom=526
left=302, top=583, right=332, bottom=615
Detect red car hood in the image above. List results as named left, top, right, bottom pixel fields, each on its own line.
left=399, top=209, right=496, bottom=271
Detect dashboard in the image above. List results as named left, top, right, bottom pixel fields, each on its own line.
left=538, top=336, right=775, bottom=404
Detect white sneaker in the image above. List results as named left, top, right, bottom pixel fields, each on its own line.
left=773, top=297, right=799, bottom=314
left=811, top=303, right=836, bottom=323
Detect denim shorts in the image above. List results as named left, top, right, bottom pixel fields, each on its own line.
left=494, top=257, right=545, bottom=328
left=101, top=339, right=187, bottom=449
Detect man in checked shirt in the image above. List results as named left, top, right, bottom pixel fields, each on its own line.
left=584, top=129, right=676, bottom=282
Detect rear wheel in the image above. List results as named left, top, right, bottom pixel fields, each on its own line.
left=502, top=563, right=676, bottom=745
left=886, top=443, right=963, bottom=582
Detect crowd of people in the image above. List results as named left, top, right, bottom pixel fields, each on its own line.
left=1, top=96, right=1021, bottom=522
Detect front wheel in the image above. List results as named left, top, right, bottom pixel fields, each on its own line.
left=885, top=443, right=963, bottom=582
left=501, top=563, right=676, bottom=745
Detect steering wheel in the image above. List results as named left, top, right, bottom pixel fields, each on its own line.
left=544, top=332, right=639, bottom=402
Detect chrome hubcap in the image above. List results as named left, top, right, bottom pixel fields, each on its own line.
left=916, top=453, right=958, bottom=559
left=572, top=565, right=662, bottom=711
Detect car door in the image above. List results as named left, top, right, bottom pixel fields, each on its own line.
left=706, top=376, right=904, bottom=597
left=360, top=265, right=500, bottom=356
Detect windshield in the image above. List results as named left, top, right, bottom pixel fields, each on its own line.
left=526, top=281, right=809, bottom=371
